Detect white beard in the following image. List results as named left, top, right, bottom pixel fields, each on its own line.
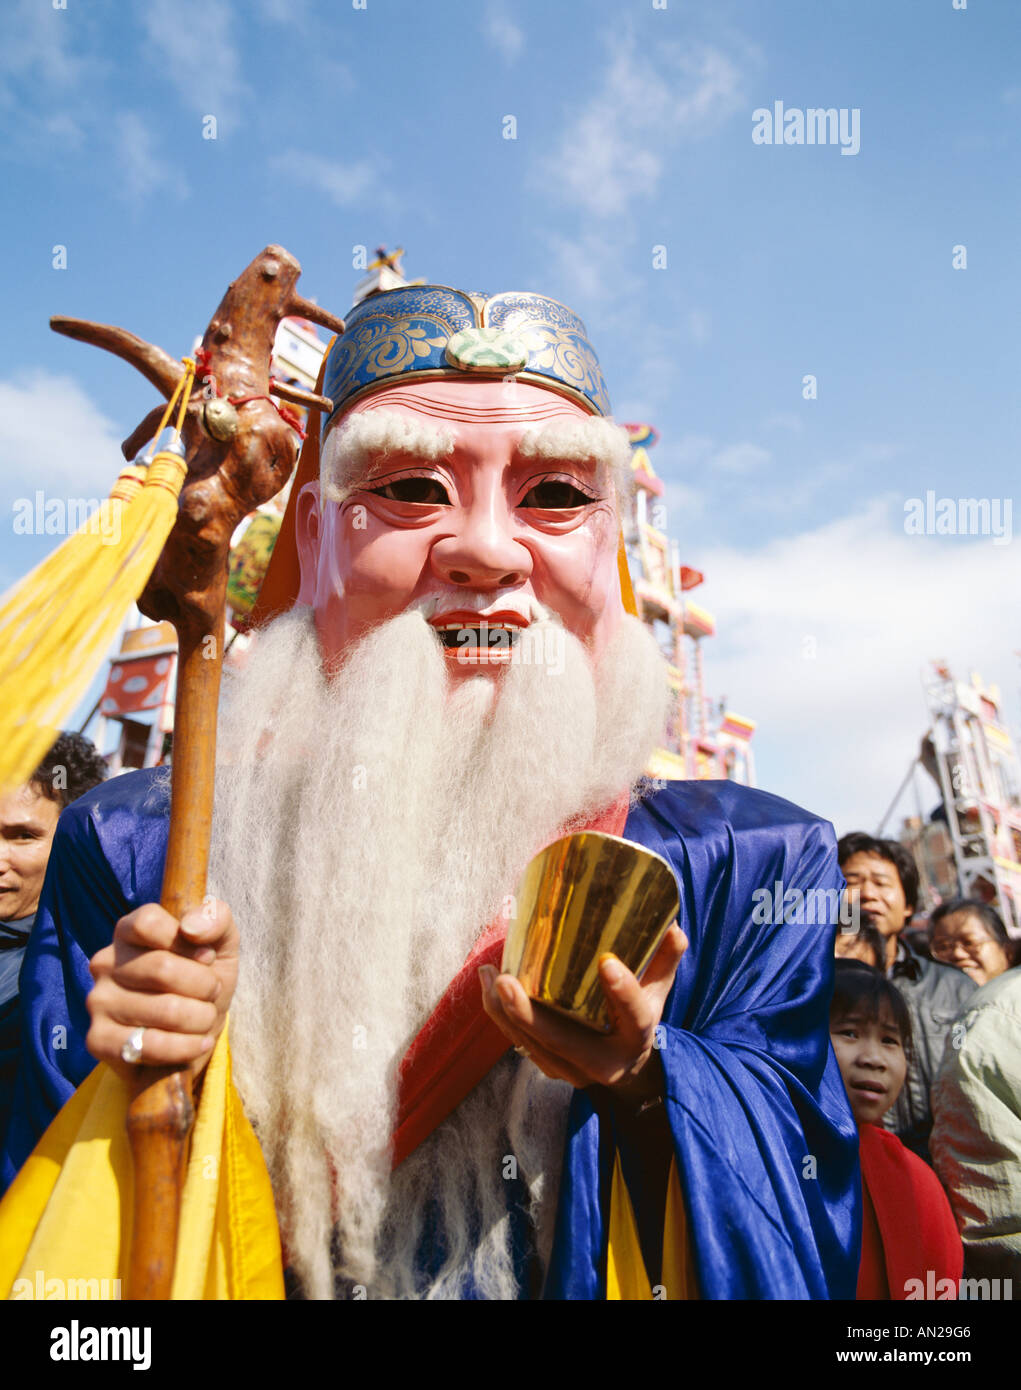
left=210, top=603, right=669, bottom=1299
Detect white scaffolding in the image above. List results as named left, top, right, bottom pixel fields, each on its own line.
left=924, top=664, right=1021, bottom=936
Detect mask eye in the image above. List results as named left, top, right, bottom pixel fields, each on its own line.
left=521, top=480, right=595, bottom=509
left=368, top=477, right=451, bottom=504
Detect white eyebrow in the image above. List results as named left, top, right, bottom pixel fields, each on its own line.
left=517, top=417, right=633, bottom=507
left=320, top=410, right=456, bottom=502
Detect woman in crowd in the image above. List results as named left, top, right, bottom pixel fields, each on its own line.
left=928, top=898, right=1017, bottom=987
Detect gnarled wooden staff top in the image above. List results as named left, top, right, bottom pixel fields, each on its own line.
left=52, top=245, right=345, bottom=1298
left=53, top=244, right=344, bottom=642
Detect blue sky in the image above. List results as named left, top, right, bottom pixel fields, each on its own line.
left=1, top=0, right=1019, bottom=834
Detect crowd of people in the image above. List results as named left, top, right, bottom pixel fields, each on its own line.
left=1, top=729, right=1016, bottom=1299
left=833, top=831, right=1020, bottom=1297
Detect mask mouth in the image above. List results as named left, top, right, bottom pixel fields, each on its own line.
left=432, top=621, right=522, bottom=654
left=433, top=622, right=527, bottom=664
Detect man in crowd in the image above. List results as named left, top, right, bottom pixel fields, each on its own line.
left=838, top=832, right=974, bottom=1160
left=4, top=287, right=859, bottom=1298
left=0, top=733, right=106, bottom=1138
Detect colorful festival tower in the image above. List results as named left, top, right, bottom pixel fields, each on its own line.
left=915, top=662, right=1021, bottom=934
left=620, top=424, right=757, bottom=785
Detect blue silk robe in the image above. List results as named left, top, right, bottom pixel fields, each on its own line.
left=0, top=769, right=860, bottom=1298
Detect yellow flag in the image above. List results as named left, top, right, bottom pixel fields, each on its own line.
left=0, top=1025, right=284, bottom=1301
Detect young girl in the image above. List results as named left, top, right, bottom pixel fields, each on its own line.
left=830, top=961, right=963, bottom=1299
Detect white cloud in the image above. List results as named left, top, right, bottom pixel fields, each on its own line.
left=41, top=112, right=85, bottom=149
left=483, top=4, right=524, bottom=64
left=687, top=309, right=711, bottom=344
left=762, top=411, right=804, bottom=435
left=257, top=0, right=309, bottom=22
left=142, top=0, right=249, bottom=132
left=661, top=478, right=705, bottom=528
left=540, top=31, right=744, bottom=220
left=536, top=27, right=749, bottom=320
left=545, top=227, right=642, bottom=308
left=672, top=433, right=715, bottom=466
left=112, top=112, right=188, bottom=203
left=0, top=0, right=92, bottom=101
left=644, top=433, right=770, bottom=481
left=712, top=442, right=772, bottom=474
left=744, top=442, right=901, bottom=517
left=271, top=150, right=378, bottom=207
left=691, top=500, right=1021, bottom=836
left=0, top=371, right=126, bottom=583
left=0, top=0, right=104, bottom=158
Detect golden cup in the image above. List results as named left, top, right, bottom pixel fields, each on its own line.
left=501, top=831, right=680, bottom=1032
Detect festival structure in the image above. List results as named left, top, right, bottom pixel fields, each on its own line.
left=90, top=252, right=758, bottom=785
left=899, top=663, right=1021, bottom=934
left=619, top=424, right=756, bottom=785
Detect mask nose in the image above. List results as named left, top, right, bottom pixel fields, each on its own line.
left=430, top=496, right=530, bottom=590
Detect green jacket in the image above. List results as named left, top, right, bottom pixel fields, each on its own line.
left=930, top=969, right=1021, bottom=1293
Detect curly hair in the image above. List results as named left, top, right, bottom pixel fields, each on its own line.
left=29, top=731, right=107, bottom=811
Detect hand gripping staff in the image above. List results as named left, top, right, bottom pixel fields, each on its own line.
left=0, top=247, right=344, bottom=1298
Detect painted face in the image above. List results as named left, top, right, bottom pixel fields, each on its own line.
left=0, top=783, right=61, bottom=921
left=929, top=909, right=1011, bottom=986
left=840, top=852, right=912, bottom=939
left=830, top=1005, right=908, bottom=1127
left=295, top=380, right=624, bottom=678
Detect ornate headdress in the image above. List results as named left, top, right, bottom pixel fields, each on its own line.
left=251, top=285, right=635, bottom=624
left=320, top=285, right=611, bottom=431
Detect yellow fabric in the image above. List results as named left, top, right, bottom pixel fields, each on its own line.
left=661, top=1157, right=700, bottom=1300
left=0, top=1026, right=284, bottom=1300
left=0, top=358, right=197, bottom=794
left=617, top=532, right=638, bottom=617
left=606, top=1151, right=654, bottom=1299
left=606, top=1152, right=698, bottom=1301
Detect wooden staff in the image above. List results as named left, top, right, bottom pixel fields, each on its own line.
left=52, top=246, right=344, bottom=1298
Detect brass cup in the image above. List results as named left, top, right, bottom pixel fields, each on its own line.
left=501, top=831, right=681, bottom=1032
